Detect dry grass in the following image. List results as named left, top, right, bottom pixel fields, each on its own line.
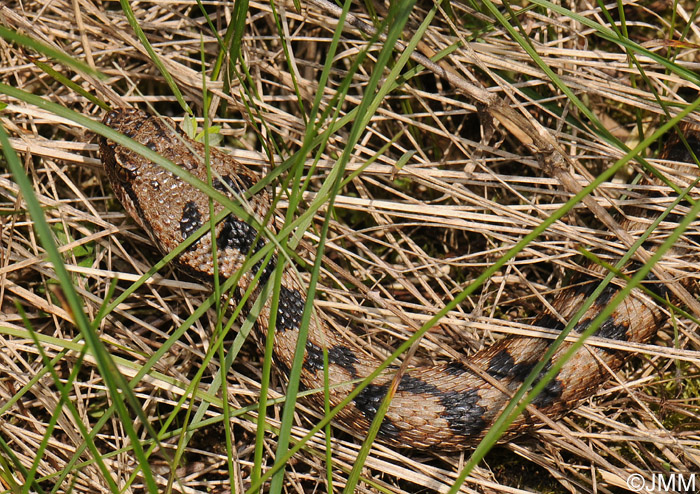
left=1, top=0, right=700, bottom=492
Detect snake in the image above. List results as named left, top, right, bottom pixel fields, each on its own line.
left=99, top=107, right=700, bottom=450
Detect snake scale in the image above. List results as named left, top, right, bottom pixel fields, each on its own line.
left=99, top=108, right=700, bottom=450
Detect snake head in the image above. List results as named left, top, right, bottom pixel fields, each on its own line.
left=99, top=108, right=272, bottom=278
left=99, top=108, right=195, bottom=246
left=100, top=109, right=151, bottom=186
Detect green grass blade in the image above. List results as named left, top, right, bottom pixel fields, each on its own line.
left=447, top=99, right=700, bottom=492
left=0, top=121, right=158, bottom=492
left=0, top=25, right=102, bottom=79
left=117, top=0, right=191, bottom=116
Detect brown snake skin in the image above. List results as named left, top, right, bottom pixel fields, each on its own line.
left=99, top=108, right=700, bottom=450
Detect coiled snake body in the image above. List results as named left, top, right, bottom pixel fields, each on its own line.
left=100, top=108, right=700, bottom=450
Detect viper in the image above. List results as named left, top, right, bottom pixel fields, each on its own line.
left=99, top=107, right=700, bottom=450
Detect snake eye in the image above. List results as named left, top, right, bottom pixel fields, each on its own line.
left=113, top=158, right=137, bottom=183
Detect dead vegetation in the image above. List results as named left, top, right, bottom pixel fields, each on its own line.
left=1, top=0, right=700, bottom=492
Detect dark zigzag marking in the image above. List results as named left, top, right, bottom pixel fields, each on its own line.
left=354, top=374, right=487, bottom=439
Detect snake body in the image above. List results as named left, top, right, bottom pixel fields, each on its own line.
left=99, top=108, right=699, bottom=450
